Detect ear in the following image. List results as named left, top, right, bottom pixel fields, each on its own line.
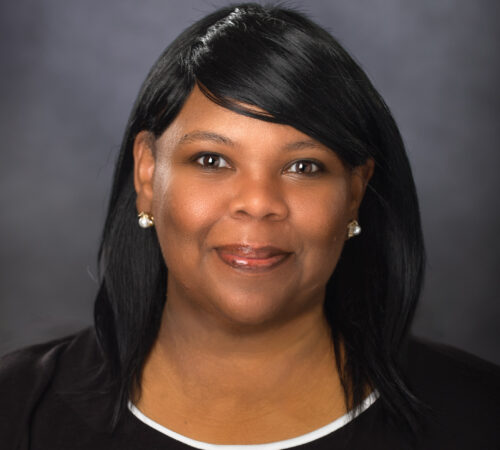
left=133, top=130, right=156, bottom=214
left=348, top=158, right=375, bottom=219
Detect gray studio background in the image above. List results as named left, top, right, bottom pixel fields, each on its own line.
left=1, top=0, right=499, bottom=363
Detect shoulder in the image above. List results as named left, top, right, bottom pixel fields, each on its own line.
left=406, top=336, right=500, bottom=393
left=404, top=336, right=500, bottom=448
left=0, top=327, right=100, bottom=446
left=0, top=327, right=98, bottom=386
left=0, top=332, right=77, bottom=394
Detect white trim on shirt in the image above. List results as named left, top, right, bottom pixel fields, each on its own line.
left=128, top=390, right=379, bottom=449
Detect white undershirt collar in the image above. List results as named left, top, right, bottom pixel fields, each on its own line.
left=128, top=390, right=379, bottom=450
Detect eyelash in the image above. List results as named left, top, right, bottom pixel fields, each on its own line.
left=194, top=153, right=231, bottom=170
left=192, top=152, right=324, bottom=176
left=284, top=160, right=323, bottom=175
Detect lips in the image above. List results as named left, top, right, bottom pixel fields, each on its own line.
left=215, top=245, right=292, bottom=272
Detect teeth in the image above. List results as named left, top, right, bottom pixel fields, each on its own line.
left=233, top=258, right=249, bottom=266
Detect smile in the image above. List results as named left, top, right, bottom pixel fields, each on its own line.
left=215, top=245, right=292, bottom=273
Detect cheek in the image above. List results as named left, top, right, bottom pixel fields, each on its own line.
left=291, top=181, right=349, bottom=279
left=152, top=173, right=222, bottom=270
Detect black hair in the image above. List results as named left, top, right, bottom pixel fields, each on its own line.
left=95, top=2, right=427, bottom=438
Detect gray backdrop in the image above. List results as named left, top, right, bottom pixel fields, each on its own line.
left=1, top=0, right=499, bottom=364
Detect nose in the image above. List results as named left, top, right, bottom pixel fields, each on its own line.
left=228, top=173, right=289, bottom=221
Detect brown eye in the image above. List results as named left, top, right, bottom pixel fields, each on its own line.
left=195, top=154, right=230, bottom=169
left=286, top=160, right=322, bottom=174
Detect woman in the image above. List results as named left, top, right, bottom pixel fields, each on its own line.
left=1, top=3, right=498, bottom=449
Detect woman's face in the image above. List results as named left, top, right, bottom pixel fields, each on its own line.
left=134, top=86, right=373, bottom=328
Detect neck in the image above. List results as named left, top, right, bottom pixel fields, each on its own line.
left=134, top=292, right=347, bottom=444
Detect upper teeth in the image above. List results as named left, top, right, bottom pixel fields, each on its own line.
left=234, top=258, right=249, bottom=266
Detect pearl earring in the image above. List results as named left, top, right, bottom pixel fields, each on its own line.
left=347, top=220, right=361, bottom=239
left=138, top=212, right=154, bottom=228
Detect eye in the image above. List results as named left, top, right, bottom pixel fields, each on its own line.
left=194, top=153, right=231, bottom=169
left=285, top=160, right=323, bottom=175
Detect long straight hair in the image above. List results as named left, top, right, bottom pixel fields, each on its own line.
left=95, top=2, right=427, bottom=436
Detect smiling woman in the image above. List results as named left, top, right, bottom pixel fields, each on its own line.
left=0, top=3, right=498, bottom=450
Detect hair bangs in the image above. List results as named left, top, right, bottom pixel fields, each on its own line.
left=187, top=7, right=370, bottom=167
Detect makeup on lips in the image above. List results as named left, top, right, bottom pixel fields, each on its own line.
left=215, top=245, right=292, bottom=273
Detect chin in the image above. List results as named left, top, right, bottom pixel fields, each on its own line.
left=211, top=291, right=291, bottom=329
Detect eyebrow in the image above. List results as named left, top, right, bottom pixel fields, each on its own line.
left=178, top=131, right=235, bottom=147
left=177, top=130, right=330, bottom=153
left=282, top=139, right=327, bottom=152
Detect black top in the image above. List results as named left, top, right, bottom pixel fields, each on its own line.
left=0, top=327, right=499, bottom=449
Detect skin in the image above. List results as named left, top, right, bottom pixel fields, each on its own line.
left=133, top=85, right=374, bottom=444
